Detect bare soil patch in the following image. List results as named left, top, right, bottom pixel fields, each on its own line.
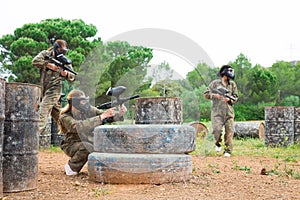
left=3, top=150, right=300, bottom=200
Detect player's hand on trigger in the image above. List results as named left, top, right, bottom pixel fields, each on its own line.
left=118, top=104, right=127, bottom=116
left=60, top=70, right=68, bottom=77
left=47, top=63, right=59, bottom=72
left=100, top=108, right=115, bottom=121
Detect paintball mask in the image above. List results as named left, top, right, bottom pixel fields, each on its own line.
left=68, top=96, right=90, bottom=113
left=53, top=42, right=69, bottom=57
left=220, top=65, right=235, bottom=79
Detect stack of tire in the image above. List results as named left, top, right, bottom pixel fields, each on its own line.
left=88, top=97, right=196, bottom=184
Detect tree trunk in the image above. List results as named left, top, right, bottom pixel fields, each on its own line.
left=234, top=121, right=265, bottom=139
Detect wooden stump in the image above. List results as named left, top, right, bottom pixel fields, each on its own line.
left=0, top=78, right=5, bottom=197
left=294, top=107, right=300, bottom=143
left=188, top=122, right=208, bottom=139
left=264, top=106, right=295, bottom=146
left=135, top=97, right=182, bottom=124
left=234, top=121, right=265, bottom=139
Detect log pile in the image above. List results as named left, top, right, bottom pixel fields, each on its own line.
left=234, top=121, right=265, bottom=139
left=265, top=106, right=295, bottom=146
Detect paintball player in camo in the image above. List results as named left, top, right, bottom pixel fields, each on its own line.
left=58, top=89, right=127, bottom=175
left=32, top=39, right=76, bottom=143
left=203, top=65, right=238, bottom=157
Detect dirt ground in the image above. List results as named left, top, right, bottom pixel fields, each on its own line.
left=2, top=150, right=300, bottom=200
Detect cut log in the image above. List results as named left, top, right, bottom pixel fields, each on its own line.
left=135, top=97, right=182, bottom=124
left=188, top=121, right=208, bottom=139
left=234, top=121, right=265, bottom=139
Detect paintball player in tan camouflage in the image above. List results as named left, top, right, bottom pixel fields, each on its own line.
left=58, top=89, right=127, bottom=175
left=203, top=65, right=238, bottom=157
left=32, top=39, right=76, bottom=143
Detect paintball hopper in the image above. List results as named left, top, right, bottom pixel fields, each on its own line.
left=106, top=86, right=126, bottom=97
left=97, top=85, right=139, bottom=110
left=57, top=54, right=72, bottom=65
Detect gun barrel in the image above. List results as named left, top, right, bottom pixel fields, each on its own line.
left=97, top=94, right=140, bottom=110
left=45, top=55, right=77, bottom=75
left=129, top=94, right=140, bottom=100
left=61, top=65, right=78, bottom=75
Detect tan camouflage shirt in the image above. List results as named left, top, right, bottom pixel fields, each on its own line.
left=59, top=106, right=124, bottom=144
left=203, top=79, right=238, bottom=118
left=32, top=49, right=75, bottom=94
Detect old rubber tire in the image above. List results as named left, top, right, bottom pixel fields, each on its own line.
left=88, top=152, right=192, bottom=184
left=93, top=124, right=196, bottom=154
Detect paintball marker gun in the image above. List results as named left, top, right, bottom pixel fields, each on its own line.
left=213, top=86, right=237, bottom=102
left=97, top=86, right=140, bottom=124
left=45, top=54, right=78, bottom=75
left=97, top=86, right=140, bottom=109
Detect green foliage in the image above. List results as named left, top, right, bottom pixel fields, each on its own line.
left=146, top=61, right=174, bottom=88
left=13, top=55, right=40, bottom=83
left=186, top=62, right=218, bottom=89
left=229, top=53, right=252, bottom=104
left=10, top=37, right=47, bottom=57
left=270, top=61, right=300, bottom=99
left=248, top=65, right=278, bottom=104
left=4, top=19, right=300, bottom=122
left=180, top=86, right=211, bottom=122
left=281, top=95, right=300, bottom=106
left=138, top=89, right=160, bottom=98
left=181, top=89, right=200, bottom=122
left=151, top=80, right=182, bottom=97
left=75, top=40, right=153, bottom=105
left=0, top=34, right=16, bottom=49
left=0, top=18, right=100, bottom=86
left=234, top=102, right=274, bottom=121
left=94, top=42, right=153, bottom=104
left=0, top=19, right=154, bottom=105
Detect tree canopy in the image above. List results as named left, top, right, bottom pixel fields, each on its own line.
left=0, top=18, right=153, bottom=106
left=1, top=18, right=300, bottom=122
left=0, top=18, right=100, bottom=83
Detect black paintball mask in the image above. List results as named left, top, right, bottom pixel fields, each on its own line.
left=220, top=65, right=235, bottom=80
left=53, top=42, right=69, bottom=58
left=68, top=96, right=90, bottom=113
left=53, top=42, right=72, bottom=65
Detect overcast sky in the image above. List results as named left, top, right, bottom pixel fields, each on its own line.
left=1, top=0, right=300, bottom=75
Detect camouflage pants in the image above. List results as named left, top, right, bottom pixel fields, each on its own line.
left=61, top=141, right=93, bottom=172
left=211, top=116, right=234, bottom=153
left=39, top=83, right=61, bottom=134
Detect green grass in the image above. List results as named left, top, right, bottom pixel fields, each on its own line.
left=191, top=121, right=300, bottom=162
left=192, top=135, right=300, bottom=163
left=233, top=138, right=300, bottom=160
left=191, top=131, right=300, bottom=179
left=39, top=145, right=63, bottom=153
